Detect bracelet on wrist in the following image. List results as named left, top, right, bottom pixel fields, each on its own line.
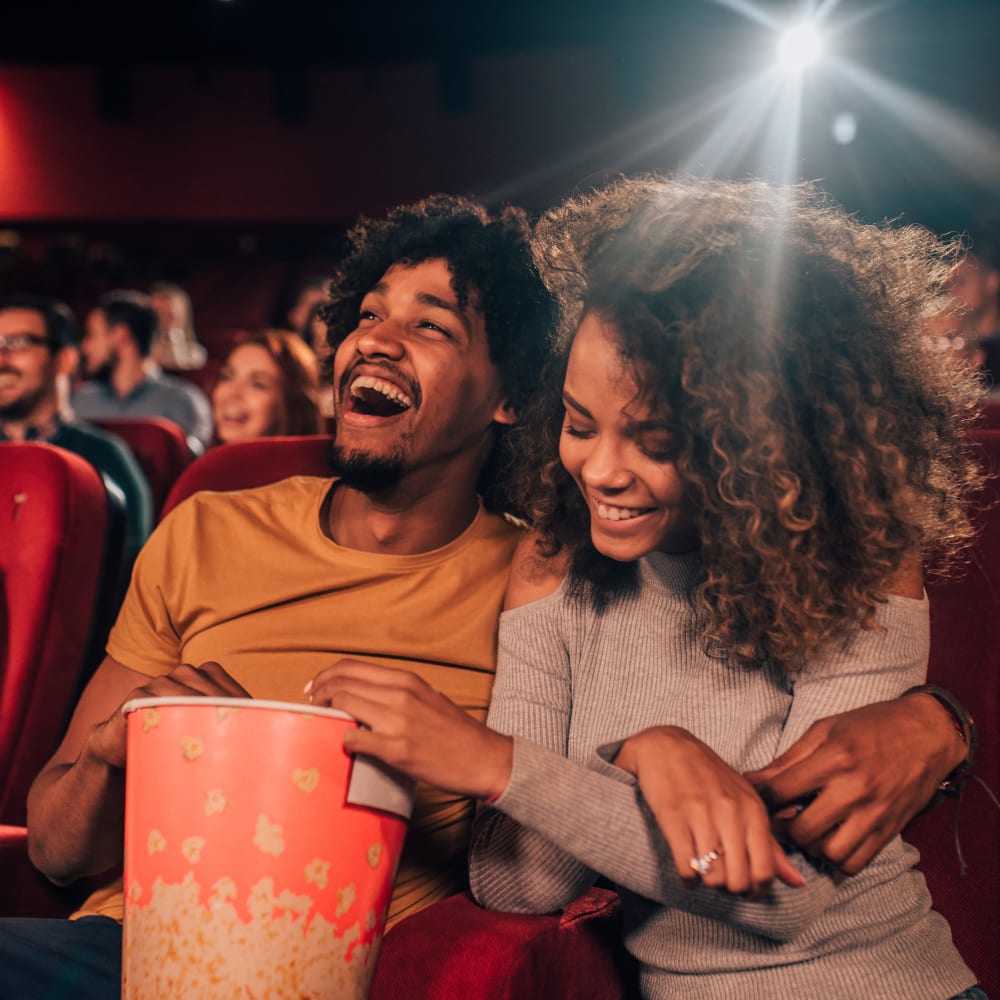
left=903, top=684, right=977, bottom=796
left=903, top=683, right=977, bottom=763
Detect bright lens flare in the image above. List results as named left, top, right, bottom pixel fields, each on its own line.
left=777, top=23, right=823, bottom=76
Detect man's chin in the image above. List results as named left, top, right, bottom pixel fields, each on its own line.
left=329, top=445, right=405, bottom=494
left=0, top=400, right=32, bottom=422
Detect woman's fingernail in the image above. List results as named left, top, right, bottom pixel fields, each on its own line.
left=303, top=680, right=313, bottom=695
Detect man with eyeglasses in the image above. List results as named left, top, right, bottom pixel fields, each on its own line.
left=0, top=293, right=153, bottom=587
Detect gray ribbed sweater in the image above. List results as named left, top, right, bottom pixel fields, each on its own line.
left=469, top=552, right=975, bottom=999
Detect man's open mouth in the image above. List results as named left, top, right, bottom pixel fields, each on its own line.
left=347, top=375, right=414, bottom=417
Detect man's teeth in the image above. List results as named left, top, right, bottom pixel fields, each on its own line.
left=350, top=375, right=413, bottom=409
left=595, top=501, right=649, bottom=522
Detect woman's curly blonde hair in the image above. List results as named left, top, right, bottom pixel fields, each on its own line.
left=514, top=175, right=985, bottom=675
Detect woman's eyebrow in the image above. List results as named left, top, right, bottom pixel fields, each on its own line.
left=562, top=389, right=593, bottom=418
left=628, top=417, right=672, bottom=433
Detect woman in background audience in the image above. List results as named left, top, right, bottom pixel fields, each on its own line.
left=150, top=281, right=207, bottom=370
left=211, top=328, right=323, bottom=444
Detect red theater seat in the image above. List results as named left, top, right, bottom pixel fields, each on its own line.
left=165, top=358, right=224, bottom=399
left=197, top=325, right=248, bottom=362
left=0, top=443, right=125, bottom=827
left=973, top=399, right=1000, bottom=431
left=370, top=887, right=628, bottom=999
left=92, top=417, right=193, bottom=518
left=161, top=434, right=332, bottom=517
left=905, top=427, right=1000, bottom=997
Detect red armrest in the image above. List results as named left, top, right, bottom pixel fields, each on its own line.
left=0, top=826, right=117, bottom=920
left=371, top=887, right=629, bottom=1000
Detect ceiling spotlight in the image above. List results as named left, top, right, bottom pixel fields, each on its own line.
left=777, top=22, right=824, bottom=77
left=832, top=111, right=858, bottom=144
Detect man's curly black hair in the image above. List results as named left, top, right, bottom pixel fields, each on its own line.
left=321, top=193, right=556, bottom=513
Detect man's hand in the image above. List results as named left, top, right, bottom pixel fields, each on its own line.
left=615, top=726, right=806, bottom=897
left=307, top=659, right=512, bottom=801
left=89, top=661, right=250, bottom=770
left=745, top=693, right=967, bottom=874
left=27, top=657, right=250, bottom=885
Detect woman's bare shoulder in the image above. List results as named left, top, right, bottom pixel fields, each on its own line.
left=504, top=532, right=570, bottom=611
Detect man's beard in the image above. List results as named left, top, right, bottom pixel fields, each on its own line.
left=329, top=443, right=406, bottom=494
left=89, top=359, right=114, bottom=383
left=0, top=378, right=48, bottom=423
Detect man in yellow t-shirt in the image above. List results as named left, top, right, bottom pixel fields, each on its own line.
left=10, top=194, right=556, bottom=999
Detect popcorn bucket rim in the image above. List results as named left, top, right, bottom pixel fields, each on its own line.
left=122, top=696, right=354, bottom=722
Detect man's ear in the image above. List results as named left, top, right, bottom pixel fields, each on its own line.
left=54, top=344, right=80, bottom=378
left=491, top=398, right=518, bottom=427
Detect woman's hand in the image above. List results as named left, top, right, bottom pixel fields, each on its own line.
left=307, top=659, right=513, bottom=801
left=614, top=726, right=806, bottom=897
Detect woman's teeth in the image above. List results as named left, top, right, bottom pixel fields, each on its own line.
left=595, top=501, right=649, bottom=521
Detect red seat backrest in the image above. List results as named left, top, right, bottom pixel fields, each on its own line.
left=164, top=359, right=224, bottom=399
left=160, top=435, right=332, bottom=519
left=197, top=326, right=248, bottom=362
left=92, top=417, right=193, bottom=518
left=0, top=443, right=120, bottom=825
left=973, top=400, right=1000, bottom=431
left=908, top=428, right=1000, bottom=996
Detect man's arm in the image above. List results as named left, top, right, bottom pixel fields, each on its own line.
left=744, top=689, right=968, bottom=873
left=26, top=655, right=248, bottom=885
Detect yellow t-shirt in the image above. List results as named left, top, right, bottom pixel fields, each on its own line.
left=76, top=476, right=520, bottom=928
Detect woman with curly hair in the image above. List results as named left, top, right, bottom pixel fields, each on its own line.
left=312, top=176, right=985, bottom=998
left=211, top=328, right=324, bottom=444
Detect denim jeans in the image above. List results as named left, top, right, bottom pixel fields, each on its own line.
left=0, top=916, right=120, bottom=1000
left=951, top=988, right=990, bottom=1000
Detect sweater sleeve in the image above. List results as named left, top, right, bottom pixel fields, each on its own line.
left=469, top=588, right=600, bottom=913
left=470, top=592, right=929, bottom=941
left=774, top=594, right=930, bottom=752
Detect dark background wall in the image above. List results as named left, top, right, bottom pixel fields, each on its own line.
left=1, top=0, right=998, bottom=321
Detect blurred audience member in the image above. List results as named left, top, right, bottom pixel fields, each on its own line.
left=949, top=224, right=1000, bottom=393
left=303, top=300, right=334, bottom=418
left=149, top=281, right=207, bottom=370
left=211, top=328, right=323, bottom=445
left=923, top=298, right=987, bottom=372
left=286, top=275, right=328, bottom=334
left=73, top=290, right=214, bottom=452
left=0, top=293, right=153, bottom=580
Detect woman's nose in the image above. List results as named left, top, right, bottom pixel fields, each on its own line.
left=580, top=437, right=632, bottom=492
left=217, top=380, right=242, bottom=403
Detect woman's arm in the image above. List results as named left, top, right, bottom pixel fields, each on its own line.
left=470, top=552, right=832, bottom=940
left=751, top=588, right=941, bottom=870
left=474, top=733, right=831, bottom=941
left=469, top=539, right=600, bottom=913
left=745, top=561, right=968, bottom=872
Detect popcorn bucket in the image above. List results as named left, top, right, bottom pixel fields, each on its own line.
left=121, top=697, right=414, bottom=999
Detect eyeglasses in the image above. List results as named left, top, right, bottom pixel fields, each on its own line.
left=0, top=333, right=52, bottom=353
